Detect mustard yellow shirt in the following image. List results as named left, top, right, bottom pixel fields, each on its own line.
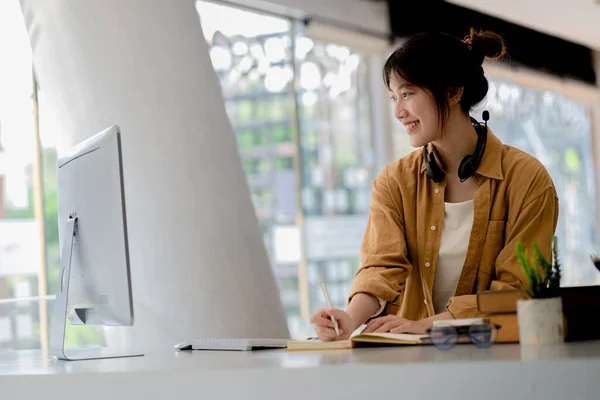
left=349, top=130, right=559, bottom=320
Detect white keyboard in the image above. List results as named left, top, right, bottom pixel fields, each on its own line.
left=174, top=338, right=289, bottom=351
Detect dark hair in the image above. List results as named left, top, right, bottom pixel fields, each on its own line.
left=383, top=28, right=506, bottom=128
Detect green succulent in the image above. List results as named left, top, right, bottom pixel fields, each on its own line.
left=516, top=236, right=561, bottom=299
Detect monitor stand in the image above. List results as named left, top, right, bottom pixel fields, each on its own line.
left=49, top=216, right=144, bottom=361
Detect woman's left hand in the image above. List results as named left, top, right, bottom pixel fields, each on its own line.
left=390, top=311, right=455, bottom=334
left=363, top=315, right=413, bottom=333
left=390, top=319, right=432, bottom=334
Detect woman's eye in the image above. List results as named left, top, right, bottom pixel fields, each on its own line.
left=390, top=96, right=397, bottom=102
left=402, top=92, right=411, bottom=99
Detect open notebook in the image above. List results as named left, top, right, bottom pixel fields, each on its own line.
left=286, top=332, right=429, bottom=351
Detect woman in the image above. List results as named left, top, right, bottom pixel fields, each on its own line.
left=311, top=29, right=559, bottom=341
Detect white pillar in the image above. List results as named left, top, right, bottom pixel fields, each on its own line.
left=20, top=0, right=289, bottom=352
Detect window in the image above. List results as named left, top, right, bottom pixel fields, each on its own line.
left=0, top=0, right=43, bottom=349
left=197, top=1, right=376, bottom=338
left=295, top=40, right=375, bottom=315
left=198, top=1, right=305, bottom=335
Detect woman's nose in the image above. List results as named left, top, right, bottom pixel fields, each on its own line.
left=395, top=104, right=408, bottom=121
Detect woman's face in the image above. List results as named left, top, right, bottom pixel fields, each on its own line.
left=388, top=73, right=441, bottom=148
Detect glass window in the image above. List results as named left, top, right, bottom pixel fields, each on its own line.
left=198, top=2, right=377, bottom=339
left=294, top=34, right=375, bottom=317
left=197, top=1, right=305, bottom=336
left=0, top=0, right=42, bottom=350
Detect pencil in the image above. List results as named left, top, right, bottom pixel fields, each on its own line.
left=320, top=281, right=340, bottom=337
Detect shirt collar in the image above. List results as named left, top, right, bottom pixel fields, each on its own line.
left=420, top=127, right=504, bottom=181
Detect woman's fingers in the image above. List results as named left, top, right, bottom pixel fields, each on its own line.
left=317, top=330, right=338, bottom=341
left=326, top=308, right=349, bottom=321
left=315, top=324, right=344, bottom=341
left=312, top=316, right=335, bottom=329
left=390, top=321, right=426, bottom=334
left=311, top=308, right=349, bottom=341
left=364, top=315, right=393, bottom=333
left=374, top=320, right=404, bottom=333
left=310, top=309, right=327, bottom=323
left=390, top=324, right=410, bottom=334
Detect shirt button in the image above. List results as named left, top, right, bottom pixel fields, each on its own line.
left=430, top=225, right=436, bottom=231
left=434, top=188, right=440, bottom=194
left=425, top=262, right=431, bottom=268
left=424, top=299, right=428, bottom=305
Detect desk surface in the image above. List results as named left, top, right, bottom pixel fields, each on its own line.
left=2, top=342, right=600, bottom=399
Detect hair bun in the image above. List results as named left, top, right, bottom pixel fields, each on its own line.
left=469, top=28, right=506, bottom=64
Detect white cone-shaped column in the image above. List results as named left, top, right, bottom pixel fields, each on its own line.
left=20, top=0, right=289, bottom=352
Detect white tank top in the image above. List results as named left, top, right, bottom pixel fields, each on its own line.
left=432, top=200, right=474, bottom=314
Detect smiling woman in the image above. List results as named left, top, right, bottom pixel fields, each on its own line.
left=311, top=29, right=559, bottom=341
left=390, top=56, right=598, bottom=295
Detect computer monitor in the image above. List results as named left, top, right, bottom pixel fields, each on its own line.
left=51, top=125, right=142, bottom=360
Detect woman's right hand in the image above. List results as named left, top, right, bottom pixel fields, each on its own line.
left=310, top=308, right=356, bottom=341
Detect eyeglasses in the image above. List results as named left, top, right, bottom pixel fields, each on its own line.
left=427, top=320, right=499, bottom=350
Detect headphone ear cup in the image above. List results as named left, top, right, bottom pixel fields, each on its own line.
left=458, top=155, right=474, bottom=182
left=458, top=118, right=488, bottom=182
left=423, top=146, right=445, bottom=183
left=428, top=162, right=444, bottom=183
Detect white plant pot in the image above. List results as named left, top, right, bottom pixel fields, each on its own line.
left=517, top=297, right=564, bottom=346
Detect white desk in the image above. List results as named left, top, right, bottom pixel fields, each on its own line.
left=2, top=342, right=599, bottom=399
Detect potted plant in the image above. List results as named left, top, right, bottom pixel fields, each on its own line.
left=516, top=236, right=563, bottom=346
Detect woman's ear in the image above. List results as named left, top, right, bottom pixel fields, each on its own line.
left=447, top=87, right=464, bottom=105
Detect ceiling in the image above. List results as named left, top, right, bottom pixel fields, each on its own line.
left=447, top=0, right=600, bottom=50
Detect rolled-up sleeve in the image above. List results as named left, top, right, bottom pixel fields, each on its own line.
left=349, top=171, right=412, bottom=305
left=447, top=186, right=559, bottom=318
